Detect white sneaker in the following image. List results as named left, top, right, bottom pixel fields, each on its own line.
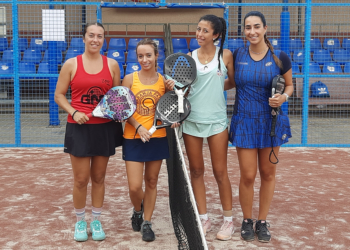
left=216, top=220, right=234, bottom=241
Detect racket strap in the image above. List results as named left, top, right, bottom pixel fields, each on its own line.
left=269, top=137, right=279, bottom=164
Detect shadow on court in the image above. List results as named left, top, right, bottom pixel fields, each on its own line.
left=0, top=147, right=349, bottom=249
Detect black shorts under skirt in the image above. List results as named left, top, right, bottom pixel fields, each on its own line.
left=122, top=137, right=170, bottom=162
left=64, top=121, right=123, bottom=157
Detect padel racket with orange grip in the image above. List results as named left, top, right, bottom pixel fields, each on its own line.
left=87, top=86, right=137, bottom=121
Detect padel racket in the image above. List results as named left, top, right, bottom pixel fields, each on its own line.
left=87, top=86, right=137, bottom=122
left=163, top=53, right=196, bottom=113
left=269, top=74, right=286, bottom=164
left=147, top=91, right=191, bottom=138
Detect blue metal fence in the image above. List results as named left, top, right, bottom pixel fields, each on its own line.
left=0, top=0, right=349, bottom=147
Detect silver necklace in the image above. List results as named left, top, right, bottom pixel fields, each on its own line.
left=139, top=71, right=158, bottom=84
left=249, top=46, right=268, bottom=55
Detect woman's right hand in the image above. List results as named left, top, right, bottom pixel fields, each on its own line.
left=73, top=111, right=89, bottom=125
left=138, top=125, right=152, bottom=142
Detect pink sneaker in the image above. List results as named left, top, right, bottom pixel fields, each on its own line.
left=200, top=218, right=212, bottom=236
left=216, top=220, right=235, bottom=241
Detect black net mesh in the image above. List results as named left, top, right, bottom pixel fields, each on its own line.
left=166, top=128, right=206, bottom=250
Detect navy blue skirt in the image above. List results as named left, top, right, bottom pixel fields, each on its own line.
left=122, top=137, right=170, bottom=162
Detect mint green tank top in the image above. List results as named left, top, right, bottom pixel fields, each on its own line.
left=186, top=47, right=227, bottom=124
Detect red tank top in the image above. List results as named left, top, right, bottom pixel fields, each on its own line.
left=67, top=55, right=113, bottom=124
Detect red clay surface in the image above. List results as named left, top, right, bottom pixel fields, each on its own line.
left=1, top=147, right=349, bottom=249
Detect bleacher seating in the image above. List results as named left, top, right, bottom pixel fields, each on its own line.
left=118, top=62, right=124, bottom=79
left=22, top=49, right=42, bottom=64
left=107, top=50, right=125, bottom=63
left=42, top=50, right=63, bottom=64
left=189, top=38, right=200, bottom=51
left=322, top=62, right=342, bottom=73
left=128, top=38, right=143, bottom=50
left=270, top=38, right=281, bottom=50
left=310, top=38, right=322, bottom=53
left=10, top=38, right=28, bottom=52
left=312, top=49, right=332, bottom=64
left=305, top=62, right=321, bottom=73
left=19, top=62, right=36, bottom=74
left=157, top=50, right=165, bottom=62
left=37, top=62, right=58, bottom=74
left=323, top=38, right=341, bottom=52
left=125, top=62, right=141, bottom=75
left=157, top=62, right=164, bottom=74
left=69, top=38, right=84, bottom=50
left=344, top=62, right=350, bottom=73
left=289, top=38, right=303, bottom=52
left=0, top=38, right=8, bottom=52
left=102, top=39, right=107, bottom=52
left=228, top=38, right=244, bottom=52
left=292, top=62, right=301, bottom=73
left=172, top=38, right=188, bottom=50
left=342, top=38, right=350, bottom=50
left=173, top=49, right=189, bottom=54
left=109, top=38, right=127, bottom=51
left=29, top=38, right=47, bottom=52
left=0, top=63, right=13, bottom=75
left=293, top=50, right=307, bottom=65
left=1, top=50, right=14, bottom=63
left=64, top=49, right=84, bottom=62
left=152, top=38, right=165, bottom=50
left=57, top=41, right=67, bottom=52
left=332, top=49, right=350, bottom=65
left=126, top=49, right=138, bottom=63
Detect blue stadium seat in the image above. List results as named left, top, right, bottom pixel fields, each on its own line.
left=57, top=41, right=67, bottom=52
left=29, top=38, right=47, bottom=52
left=157, top=62, right=164, bottom=74
left=19, top=62, right=36, bottom=74
left=0, top=38, right=8, bottom=52
left=1, top=50, right=14, bottom=63
left=322, top=62, right=342, bottom=73
left=270, top=38, right=281, bottom=50
left=118, top=62, right=124, bottom=79
left=109, top=38, right=127, bottom=51
left=332, top=49, right=350, bottom=65
left=312, top=49, right=332, bottom=64
left=293, top=50, right=308, bottom=65
left=157, top=50, right=165, bottom=63
left=228, top=38, right=244, bottom=52
left=189, top=38, right=200, bottom=51
left=125, top=62, right=141, bottom=75
left=305, top=62, right=321, bottom=74
left=64, top=49, right=84, bottom=62
left=0, top=63, right=13, bottom=75
left=37, top=62, right=58, bottom=74
left=292, top=62, right=301, bottom=73
left=107, top=49, right=125, bottom=63
left=69, top=37, right=84, bottom=50
left=344, top=62, right=350, bottom=73
left=289, top=38, right=303, bottom=52
left=172, top=38, right=188, bottom=50
left=10, top=38, right=28, bottom=52
left=42, top=50, right=63, bottom=64
left=310, top=38, right=322, bottom=53
left=128, top=38, right=143, bottom=50
left=323, top=38, right=341, bottom=52
left=126, top=49, right=138, bottom=63
left=22, top=49, right=42, bottom=64
left=102, top=39, right=107, bottom=52
left=173, top=49, right=189, bottom=54
left=342, top=38, right=350, bottom=50
left=152, top=38, right=165, bottom=50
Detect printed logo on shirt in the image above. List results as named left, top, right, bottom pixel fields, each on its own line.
left=81, top=86, right=104, bottom=105
left=135, top=89, right=161, bottom=116
left=265, top=62, right=273, bottom=67
left=102, top=79, right=111, bottom=86
left=238, top=62, right=248, bottom=65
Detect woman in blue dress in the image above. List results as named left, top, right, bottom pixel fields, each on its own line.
left=226, top=11, right=293, bottom=243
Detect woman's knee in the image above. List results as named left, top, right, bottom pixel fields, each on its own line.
left=190, top=167, right=205, bottom=179
left=74, top=175, right=89, bottom=189
left=240, top=173, right=256, bottom=186
left=145, top=177, right=158, bottom=190
left=213, top=169, right=229, bottom=185
left=91, top=174, right=106, bottom=185
left=260, top=170, right=276, bottom=182
left=129, top=184, right=143, bottom=195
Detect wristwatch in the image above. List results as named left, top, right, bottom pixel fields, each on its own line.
left=283, top=93, right=289, bottom=102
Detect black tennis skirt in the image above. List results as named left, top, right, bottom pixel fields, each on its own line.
left=64, top=121, right=123, bottom=157
left=122, top=137, right=170, bottom=162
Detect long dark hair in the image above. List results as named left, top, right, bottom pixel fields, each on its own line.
left=199, top=15, right=227, bottom=71
left=244, top=11, right=283, bottom=69
left=82, top=23, right=105, bottom=38
left=136, top=38, right=159, bottom=72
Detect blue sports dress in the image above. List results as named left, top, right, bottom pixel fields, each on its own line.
left=229, top=47, right=292, bottom=148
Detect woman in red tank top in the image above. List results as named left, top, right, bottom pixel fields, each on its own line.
left=55, top=23, right=123, bottom=242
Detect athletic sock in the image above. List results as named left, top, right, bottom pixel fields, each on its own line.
left=223, top=216, right=233, bottom=222
left=223, top=210, right=233, bottom=222
left=199, top=213, right=208, bottom=221
left=75, top=207, right=85, bottom=222
left=92, top=206, right=102, bottom=221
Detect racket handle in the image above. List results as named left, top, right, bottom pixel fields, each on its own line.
left=270, top=116, right=277, bottom=137
left=174, top=89, right=184, bottom=113
left=87, top=113, right=93, bottom=119
left=148, top=126, right=156, bottom=135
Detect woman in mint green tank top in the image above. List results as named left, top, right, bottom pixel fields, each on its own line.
left=182, top=15, right=236, bottom=241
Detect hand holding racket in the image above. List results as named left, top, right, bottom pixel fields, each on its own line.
left=269, top=75, right=286, bottom=164
left=163, top=53, right=196, bottom=113
left=86, top=86, right=137, bottom=122
left=142, top=91, right=191, bottom=142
